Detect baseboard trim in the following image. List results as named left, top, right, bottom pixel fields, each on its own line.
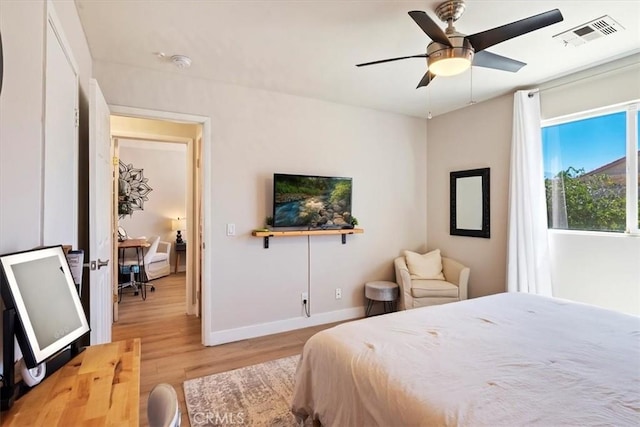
left=205, top=306, right=365, bottom=346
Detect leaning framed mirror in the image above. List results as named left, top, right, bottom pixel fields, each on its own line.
left=450, top=167, right=490, bottom=238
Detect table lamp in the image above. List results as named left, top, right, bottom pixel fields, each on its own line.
left=172, top=217, right=187, bottom=244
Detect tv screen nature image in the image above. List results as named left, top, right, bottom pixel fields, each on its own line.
left=274, top=174, right=352, bottom=228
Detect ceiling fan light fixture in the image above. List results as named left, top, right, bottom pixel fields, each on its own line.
left=427, top=39, right=474, bottom=77
left=429, top=56, right=471, bottom=76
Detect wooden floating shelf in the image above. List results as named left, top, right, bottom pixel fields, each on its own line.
left=252, top=228, right=364, bottom=248
left=251, top=228, right=364, bottom=237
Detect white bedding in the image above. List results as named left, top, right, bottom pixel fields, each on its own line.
left=291, top=293, right=640, bottom=426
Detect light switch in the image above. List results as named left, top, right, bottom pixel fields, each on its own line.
left=226, top=223, right=236, bottom=236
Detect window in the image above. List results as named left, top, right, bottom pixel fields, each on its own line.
left=542, top=102, right=639, bottom=233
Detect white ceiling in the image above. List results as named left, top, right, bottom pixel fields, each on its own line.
left=75, top=0, right=640, bottom=119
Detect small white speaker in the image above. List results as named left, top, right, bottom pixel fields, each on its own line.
left=19, top=359, right=46, bottom=387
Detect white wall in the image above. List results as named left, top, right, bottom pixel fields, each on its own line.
left=0, top=1, right=46, bottom=253
left=540, top=54, right=640, bottom=120
left=94, top=60, right=427, bottom=338
left=118, top=140, right=187, bottom=270
left=426, top=94, right=513, bottom=297
left=0, top=0, right=92, bottom=253
left=549, top=231, right=639, bottom=315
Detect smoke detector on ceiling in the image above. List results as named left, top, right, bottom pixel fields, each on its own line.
left=553, top=15, right=624, bottom=47
left=170, top=55, right=192, bottom=69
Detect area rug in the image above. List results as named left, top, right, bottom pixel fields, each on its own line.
left=183, top=355, right=301, bottom=426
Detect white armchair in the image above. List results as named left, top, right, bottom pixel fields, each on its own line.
left=144, top=236, right=171, bottom=280
left=394, top=252, right=469, bottom=310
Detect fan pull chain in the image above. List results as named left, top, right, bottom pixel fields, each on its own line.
left=469, top=67, right=476, bottom=105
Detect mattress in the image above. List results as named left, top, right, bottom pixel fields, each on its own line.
left=291, top=293, right=640, bottom=426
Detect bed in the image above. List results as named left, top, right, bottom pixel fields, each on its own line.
left=291, top=293, right=640, bottom=426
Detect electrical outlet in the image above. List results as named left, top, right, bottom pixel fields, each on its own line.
left=335, top=288, right=342, bottom=300
left=301, top=292, right=308, bottom=304
left=226, top=223, right=235, bottom=236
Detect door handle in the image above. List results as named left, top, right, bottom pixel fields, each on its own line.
left=84, top=259, right=110, bottom=270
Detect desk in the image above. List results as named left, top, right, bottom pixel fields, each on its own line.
left=118, top=239, right=151, bottom=300
left=1, top=339, right=141, bottom=426
left=175, top=241, right=186, bottom=273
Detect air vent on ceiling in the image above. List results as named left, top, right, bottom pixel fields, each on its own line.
left=553, top=15, right=624, bottom=47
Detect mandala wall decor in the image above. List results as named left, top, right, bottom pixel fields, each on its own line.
left=119, top=160, right=153, bottom=218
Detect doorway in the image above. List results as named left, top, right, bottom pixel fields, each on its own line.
left=108, top=109, right=210, bottom=343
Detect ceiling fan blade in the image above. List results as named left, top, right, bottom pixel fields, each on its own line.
left=408, top=11, right=452, bottom=47
left=417, top=71, right=436, bottom=89
left=466, top=9, right=563, bottom=52
left=356, top=54, right=427, bottom=67
left=473, top=50, right=526, bottom=72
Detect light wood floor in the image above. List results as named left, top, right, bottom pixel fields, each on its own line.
left=112, top=273, right=338, bottom=426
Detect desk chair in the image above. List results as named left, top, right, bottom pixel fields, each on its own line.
left=144, top=236, right=171, bottom=280
left=118, top=236, right=154, bottom=300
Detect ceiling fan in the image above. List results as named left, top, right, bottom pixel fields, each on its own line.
left=356, top=0, right=564, bottom=88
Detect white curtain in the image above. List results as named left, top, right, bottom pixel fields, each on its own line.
left=507, top=90, right=553, bottom=295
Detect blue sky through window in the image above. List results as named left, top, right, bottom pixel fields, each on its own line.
left=542, top=112, right=627, bottom=178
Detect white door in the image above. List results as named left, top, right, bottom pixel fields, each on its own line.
left=89, top=79, right=113, bottom=345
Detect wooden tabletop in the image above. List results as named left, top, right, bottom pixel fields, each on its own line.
left=1, top=338, right=141, bottom=426
left=118, top=239, right=150, bottom=249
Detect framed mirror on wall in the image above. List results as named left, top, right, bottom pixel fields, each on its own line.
left=450, top=168, right=490, bottom=238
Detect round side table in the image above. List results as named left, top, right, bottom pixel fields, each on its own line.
left=364, top=281, right=399, bottom=316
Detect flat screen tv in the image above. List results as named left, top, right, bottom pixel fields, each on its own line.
left=273, top=173, right=353, bottom=228
left=0, top=245, right=90, bottom=369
